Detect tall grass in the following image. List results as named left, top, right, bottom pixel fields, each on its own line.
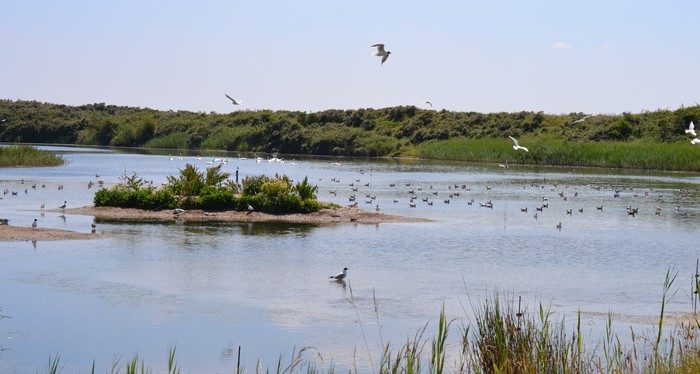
left=143, top=132, right=188, bottom=149
left=0, top=145, right=64, bottom=167
left=419, top=137, right=700, bottom=171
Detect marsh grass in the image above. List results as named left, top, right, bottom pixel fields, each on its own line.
left=0, top=145, right=64, bottom=167
left=419, top=138, right=700, bottom=171
left=34, top=273, right=700, bottom=374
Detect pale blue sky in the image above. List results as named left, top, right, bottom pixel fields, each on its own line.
left=2, top=1, right=699, bottom=115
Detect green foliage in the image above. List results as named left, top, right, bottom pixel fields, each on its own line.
left=166, top=163, right=206, bottom=197
left=143, top=132, right=188, bottom=149
left=241, top=175, right=270, bottom=196
left=0, top=145, right=64, bottom=167
left=96, top=170, right=321, bottom=214
left=94, top=185, right=176, bottom=210
left=3, top=99, right=700, bottom=170
left=293, top=176, right=318, bottom=200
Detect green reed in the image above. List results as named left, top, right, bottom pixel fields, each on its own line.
left=0, top=145, right=64, bottom=167
left=419, top=137, right=700, bottom=171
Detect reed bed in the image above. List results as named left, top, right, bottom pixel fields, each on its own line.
left=0, top=145, right=64, bottom=167
left=419, top=138, right=700, bottom=171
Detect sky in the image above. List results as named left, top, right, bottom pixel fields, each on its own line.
left=2, top=1, right=699, bottom=115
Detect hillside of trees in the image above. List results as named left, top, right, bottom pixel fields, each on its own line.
left=0, top=99, right=698, bottom=159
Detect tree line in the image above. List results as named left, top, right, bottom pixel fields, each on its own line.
left=1, top=99, right=698, bottom=157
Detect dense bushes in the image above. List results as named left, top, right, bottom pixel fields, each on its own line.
left=94, top=164, right=324, bottom=214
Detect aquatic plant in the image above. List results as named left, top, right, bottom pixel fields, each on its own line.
left=0, top=145, right=64, bottom=167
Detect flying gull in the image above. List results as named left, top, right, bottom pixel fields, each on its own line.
left=423, top=100, right=433, bottom=107
left=508, top=136, right=529, bottom=152
left=225, top=94, right=243, bottom=105
left=371, top=44, right=391, bottom=65
left=686, top=121, right=696, bottom=137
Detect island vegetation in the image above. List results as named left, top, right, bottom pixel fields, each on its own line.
left=1, top=99, right=699, bottom=171
left=94, top=163, right=326, bottom=214
left=0, top=144, right=64, bottom=167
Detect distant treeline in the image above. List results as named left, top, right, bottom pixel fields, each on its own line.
left=0, top=99, right=698, bottom=159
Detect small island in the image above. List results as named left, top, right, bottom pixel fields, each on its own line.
left=0, top=163, right=427, bottom=241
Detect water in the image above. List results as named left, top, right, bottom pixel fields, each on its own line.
left=1, top=146, right=699, bottom=373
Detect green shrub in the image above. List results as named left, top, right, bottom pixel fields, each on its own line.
left=241, top=175, right=269, bottom=196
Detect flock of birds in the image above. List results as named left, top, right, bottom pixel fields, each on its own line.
left=0, top=176, right=102, bottom=233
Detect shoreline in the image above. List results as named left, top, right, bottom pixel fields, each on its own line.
left=0, top=205, right=428, bottom=241
left=62, top=205, right=430, bottom=224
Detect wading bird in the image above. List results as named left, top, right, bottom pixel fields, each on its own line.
left=329, top=267, right=348, bottom=280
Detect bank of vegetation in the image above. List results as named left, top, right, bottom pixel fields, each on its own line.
left=94, top=164, right=324, bottom=214
left=1, top=99, right=699, bottom=170
left=0, top=144, right=64, bottom=167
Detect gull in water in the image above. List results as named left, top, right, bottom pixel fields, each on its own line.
left=508, top=136, right=529, bottom=152
left=423, top=100, right=433, bottom=107
left=371, top=44, right=391, bottom=65
left=686, top=121, right=696, bottom=137
left=329, top=267, right=348, bottom=280
left=225, top=94, right=243, bottom=105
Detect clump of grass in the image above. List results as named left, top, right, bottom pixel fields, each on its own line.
left=0, top=145, right=64, bottom=167
left=143, top=132, right=188, bottom=149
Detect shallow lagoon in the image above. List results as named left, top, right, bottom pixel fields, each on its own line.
left=1, top=146, right=699, bottom=373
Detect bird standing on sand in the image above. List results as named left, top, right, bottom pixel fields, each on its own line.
left=59, top=201, right=67, bottom=209
left=32, top=219, right=37, bottom=229
left=371, top=44, right=391, bottom=65
left=329, top=267, right=348, bottom=280
left=246, top=204, right=254, bottom=215
left=508, top=136, right=529, bottom=152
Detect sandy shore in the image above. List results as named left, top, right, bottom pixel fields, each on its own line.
left=0, top=205, right=427, bottom=241
left=0, top=226, right=99, bottom=241
left=62, top=205, right=429, bottom=224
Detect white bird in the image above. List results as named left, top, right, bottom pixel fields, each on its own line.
left=570, top=115, right=591, bottom=125
left=508, top=136, right=529, bottom=152
left=691, top=138, right=700, bottom=145
left=371, top=44, right=391, bottom=65
left=225, top=94, right=243, bottom=105
left=329, top=267, right=348, bottom=280
left=423, top=100, right=433, bottom=107
left=32, top=218, right=37, bottom=229
left=686, top=121, right=696, bottom=137
left=59, top=200, right=67, bottom=209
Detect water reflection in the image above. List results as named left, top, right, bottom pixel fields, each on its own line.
left=0, top=146, right=699, bottom=373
